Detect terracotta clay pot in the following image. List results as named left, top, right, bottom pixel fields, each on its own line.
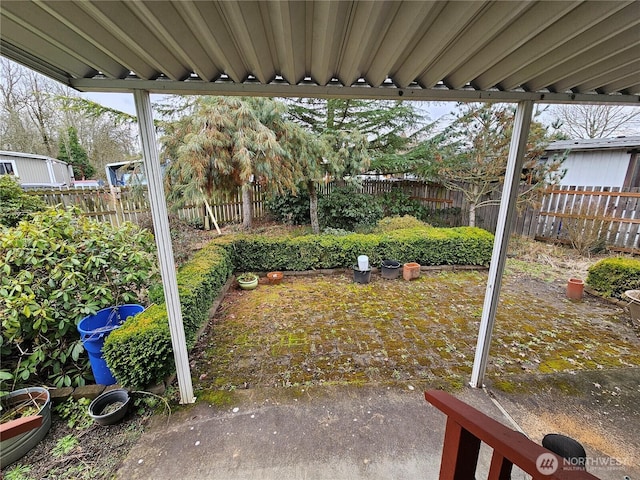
left=566, top=278, right=584, bottom=300
left=267, top=271, right=283, bottom=285
left=403, top=262, right=421, bottom=281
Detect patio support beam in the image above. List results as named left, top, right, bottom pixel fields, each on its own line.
left=133, top=89, right=195, bottom=404
left=470, top=100, right=534, bottom=388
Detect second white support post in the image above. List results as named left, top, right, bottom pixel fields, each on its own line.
left=470, top=100, right=534, bottom=388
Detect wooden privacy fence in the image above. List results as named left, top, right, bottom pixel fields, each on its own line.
left=469, top=185, right=639, bottom=252
left=30, top=185, right=266, bottom=227
left=535, top=186, right=639, bottom=253
left=28, top=182, right=638, bottom=252
left=360, top=179, right=454, bottom=210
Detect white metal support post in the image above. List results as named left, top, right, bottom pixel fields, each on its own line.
left=133, top=90, right=195, bottom=404
left=470, top=100, right=534, bottom=388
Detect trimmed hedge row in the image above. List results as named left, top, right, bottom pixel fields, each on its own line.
left=103, top=226, right=493, bottom=388
left=218, top=226, right=494, bottom=272
left=586, top=257, right=640, bottom=299
left=103, top=242, right=233, bottom=387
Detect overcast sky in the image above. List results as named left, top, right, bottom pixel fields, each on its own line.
left=80, top=90, right=457, bottom=123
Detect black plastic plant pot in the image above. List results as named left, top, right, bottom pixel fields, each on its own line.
left=88, top=389, right=130, bottom=426
left=380, top=260, right=401, bottom=280
left=353, top=266, right=372, bottom=284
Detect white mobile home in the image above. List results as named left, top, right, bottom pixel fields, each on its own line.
left=0, top=150, right=74, bottom=187
left=544, top=137, right=640, bottom=188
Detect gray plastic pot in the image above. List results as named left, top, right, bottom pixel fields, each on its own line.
left=624, top=290, right=640, bottom=325
left=381, top=260, right=401, bottom=280
left=88, top=389, right=130, bottom=426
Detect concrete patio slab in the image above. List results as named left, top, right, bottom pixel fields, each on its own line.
left=116, top=385, right=518, bottom=480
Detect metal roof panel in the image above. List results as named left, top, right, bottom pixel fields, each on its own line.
left=0, top=0, right=637, bottom=103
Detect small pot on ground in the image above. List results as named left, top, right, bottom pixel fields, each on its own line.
left=88, top=389, right=130, bottom=426
left=403, top=262, right=421, bottom=281
left=237, top=273, right=259, bottom=290
left=267, top=271, right=283, bottom=285
left=566, top=278, right=584, bottom=300
left=381, top=260, right=401, bottom=280
left=353, top=266, right=372, bottom=284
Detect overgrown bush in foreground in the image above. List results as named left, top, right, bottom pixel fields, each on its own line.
left=586, top=257, right=640, bottom=299
left=0, top=207, right=157, bottom=391
left=103, top=242, right=233, bottom=387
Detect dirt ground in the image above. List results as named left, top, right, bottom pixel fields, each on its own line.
left=1, top=407, right=148, bottom=480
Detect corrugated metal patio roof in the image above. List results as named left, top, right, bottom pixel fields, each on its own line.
left=1, top=0, right=639, bottom=104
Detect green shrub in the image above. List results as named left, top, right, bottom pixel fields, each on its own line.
left=0, top=207, right=157, bottom=391
left=219, top=226, right=493, bottom=272
left=0, top=175, right=47, bottom=227
left=103, top=242, right=233, bottom=387
left=378, top=189, right=426, bottom=219
left=375, top=215, right=430, bottom=232
left=265, top=191, right=311, bottom=225
left=376, top=189, right=461, bottom=227
left=586, top=257, right=640, bottom=299
left=318, top=185, right=383, bottom=232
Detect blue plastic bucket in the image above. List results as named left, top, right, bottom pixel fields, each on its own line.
left=78, top=304, right=144, bottom=385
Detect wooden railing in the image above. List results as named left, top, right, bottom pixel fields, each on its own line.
left=425, top=390, right=599, bottom=480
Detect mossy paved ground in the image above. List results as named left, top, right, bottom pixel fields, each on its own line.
left=192, top=267, right=640, bottom=395
left=184, top=264, right=640, bottom=478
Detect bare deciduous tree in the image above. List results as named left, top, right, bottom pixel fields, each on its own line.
left=0, top=58, right=138, bottom=180
left=421, top=104, right=565, bottom=227
left=551, top=104, right=640, bottom=139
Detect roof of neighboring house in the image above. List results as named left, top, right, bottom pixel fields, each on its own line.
left=0, top=150, right=68, bottom=164
left=546, top=136, right=640, bottom=152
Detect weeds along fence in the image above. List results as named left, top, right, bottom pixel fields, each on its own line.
left=29, top=182, right=638, bottom=253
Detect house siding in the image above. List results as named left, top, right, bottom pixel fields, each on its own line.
left=558, top=149, right=630, bottom=188
left=0, top=151, right=73, bottom=185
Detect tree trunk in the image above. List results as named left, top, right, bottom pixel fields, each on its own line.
left=469, top=202, right=476, bottom=228
left=242, top=183, right=252, bottom=230
left=468, top=184, right=479, bottom=227
left=308, top=180, right=320, bottom=234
